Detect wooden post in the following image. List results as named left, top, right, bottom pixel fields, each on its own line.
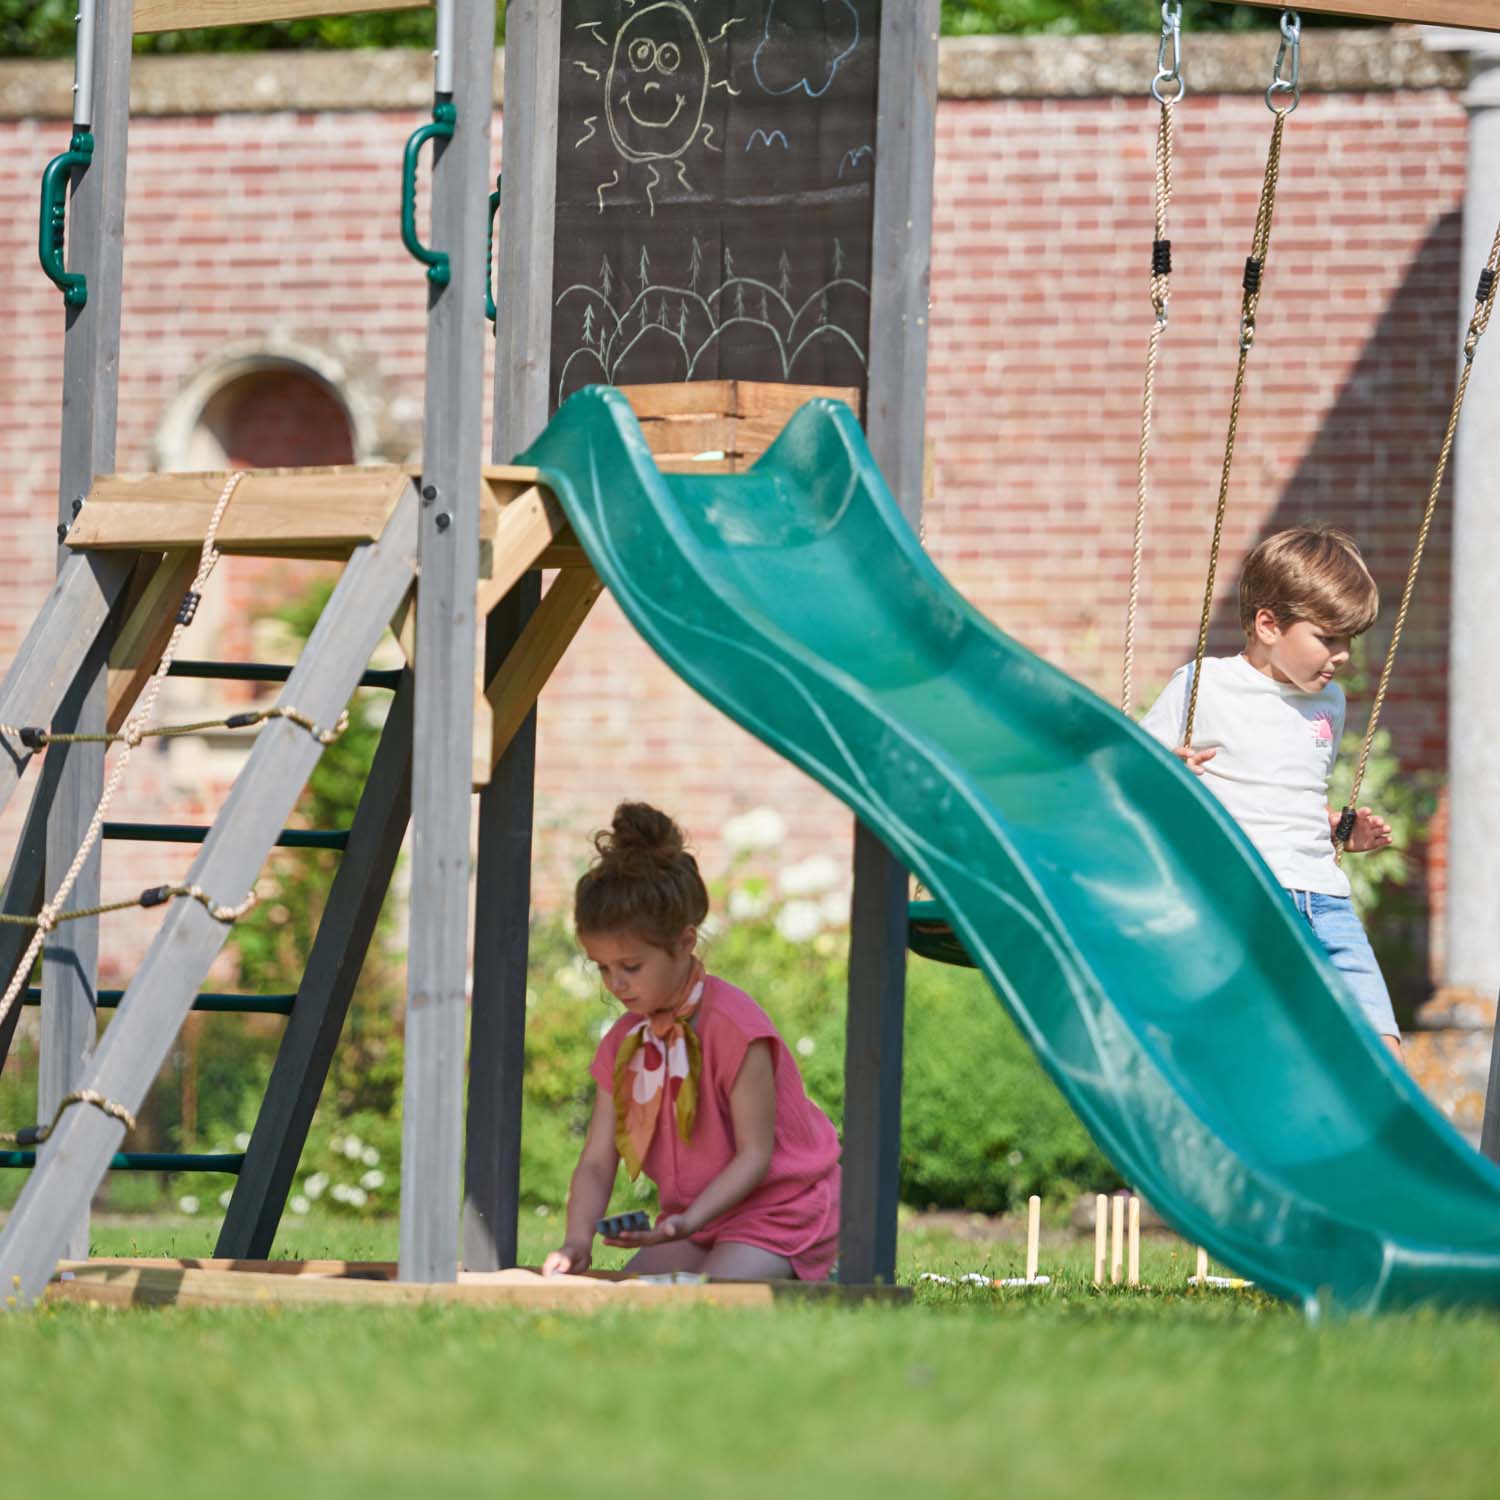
left=1110, top=1195, right=1124, bottom=1285
left=461, top=0, right=559, bottom=1274
left=1127, top=1196, right=1141, bottom=1286
left=39, top=0, right=135, bottom=1263
left=1093, top=1193, right=1107, bottom=1285
left=839, top=1, right=939, bottom=1289
left=216, top=675, right=414, bottom=1259
left=1025, top=1194, right=1041, bottom=1282
left=399, top=0, right=495, bottom=1284
left=1237, top=0, right=1500, bottom=29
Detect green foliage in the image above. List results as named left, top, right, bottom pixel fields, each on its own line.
left=0, top=2, right=1371, bottom=59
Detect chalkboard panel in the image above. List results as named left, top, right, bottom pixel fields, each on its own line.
left=550, top=0, right=881, bottom=411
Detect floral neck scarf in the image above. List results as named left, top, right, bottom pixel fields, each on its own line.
left=612, top=958, right=705, bottom=1180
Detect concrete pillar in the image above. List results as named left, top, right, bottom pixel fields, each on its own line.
left=1432, top=30, right=1500, bottom=995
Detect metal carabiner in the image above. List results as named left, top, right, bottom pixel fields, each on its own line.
left=1152, top=2, right=1185, bottom=105
left=1266, top=10, right=1301, bottom=115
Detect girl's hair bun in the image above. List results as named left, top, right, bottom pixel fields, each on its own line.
left=598, top=802, right=684, bottom=866
left=576, top=801, right=709, bottom=947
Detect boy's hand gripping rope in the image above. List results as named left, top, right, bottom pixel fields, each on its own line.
left=1122, top=1, right=1183, bottom=717
left=1182, top=12, right=1300, bottom=751
left=1333, top=221, right=1500, bottom=859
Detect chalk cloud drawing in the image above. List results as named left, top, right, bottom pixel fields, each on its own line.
left=753, top=0, right=859, bottom=99
left=555, top=236, right=870, bottom=404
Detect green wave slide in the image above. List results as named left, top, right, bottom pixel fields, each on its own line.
left=521, top=386, right=1500, bottom=1314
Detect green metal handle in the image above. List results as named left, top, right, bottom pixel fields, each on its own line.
left=486, top=174, right=502, bottom=323
left=38, top=129, right=94, bottom=308
left=401, top=102, right=456, bottom=287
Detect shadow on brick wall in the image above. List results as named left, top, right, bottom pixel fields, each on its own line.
left=1201, top=210, right=1463, bottom=1014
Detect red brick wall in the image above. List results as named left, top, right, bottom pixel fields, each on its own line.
left=0, top=83, right=1468, bottom=973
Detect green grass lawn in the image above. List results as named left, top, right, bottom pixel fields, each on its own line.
left=3, top=1212, right=1498, bottom=1498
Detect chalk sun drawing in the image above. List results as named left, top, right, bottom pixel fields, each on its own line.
left=573, top=1, right=738, bottom=216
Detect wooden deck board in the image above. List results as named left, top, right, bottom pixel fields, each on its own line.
left=46, top=1260, right=907, bottom=1309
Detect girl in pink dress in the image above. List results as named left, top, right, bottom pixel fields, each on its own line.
left=542, top=802, right=841, bottom=1282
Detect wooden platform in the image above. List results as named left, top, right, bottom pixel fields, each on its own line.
left=44, top=1259, right=907, bottom=1311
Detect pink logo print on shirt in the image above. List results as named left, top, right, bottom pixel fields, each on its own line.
left=1310, top=712, right=1334, bottom=744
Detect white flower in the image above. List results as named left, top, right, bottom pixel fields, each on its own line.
left=722, top=807, right=787, bottom=853
left=342, top=1136, right=364, bottom=1160
left=360, top=1169, right=385, bottom=1190
left=796, top=1036, right=816, bottom=1058
left=303, top=1172, right=329, bottom=1200
left=329, top=1135, right=345, bottom=1155
left=698, top=913, right=723, bottom=942
left=347, top=1186, right=368, bottom=1208
left=178, top=1196, right=200, bottom=1215
left=820, top=890, right=850, bottom=927
left=727, top=886, right=771, bottom=921
left=776, top=899, right=824, bottom=943
left=1007, top=1149, right=1024, bottom=1166
left=780, top=854, right=841, bottom=898
left=289, top=1195, right=310, bottom=1216
left=234, top=1131, right=251, bottom=1151
left=331, top=1183, right=351, bottom=1203
left=534, top=1204, right=551, bottom=1217
left=361, top=1146, right=380, bottom=1167
left=218, top=1190, right=233, bottom=1209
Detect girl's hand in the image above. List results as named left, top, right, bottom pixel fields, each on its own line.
left=542, top=1241, right=593, bottom=1277
left=1171, top=745, right=1217, bottom=775
left=1339, top=806, right=1393, bottom=853
left=605, top=1213, right=692, bottom=1249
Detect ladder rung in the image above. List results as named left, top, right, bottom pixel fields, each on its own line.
left=23, top=989, right=296, bottom=1016
left=168, top=660, right=404, bottom=691
left=0, top=1151, right=244, bottom=1173
left=102, top=823, right=350, bottom=851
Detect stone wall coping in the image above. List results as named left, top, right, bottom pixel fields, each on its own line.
left=0, top=29, right=1469, bottom=122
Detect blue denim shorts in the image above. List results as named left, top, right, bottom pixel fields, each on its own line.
left=1286, top=889, right=1400, bottom=1039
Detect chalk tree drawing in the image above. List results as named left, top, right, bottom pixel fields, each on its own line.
left=554, top=235, right=870, bottom=403
left=573, top=2, right=741, bottom=216
left=753, top=0, right=859, bottom=98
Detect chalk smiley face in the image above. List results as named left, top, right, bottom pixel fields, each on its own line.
left=605, top=1, right=710, bottom=163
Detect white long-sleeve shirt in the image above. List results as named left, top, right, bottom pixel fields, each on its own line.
left=1139, top=654, right=1348, bottom=897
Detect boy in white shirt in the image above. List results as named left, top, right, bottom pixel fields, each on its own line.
left=1140, top=527, right=1403, bottom=1060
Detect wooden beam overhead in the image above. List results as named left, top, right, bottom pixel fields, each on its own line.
left=1238, top=0, right=1500, bottom=32
left=134, top=0, right=429, bottom=34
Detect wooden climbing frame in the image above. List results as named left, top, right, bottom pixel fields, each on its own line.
left=1239, top=0, right=1500, bottom=31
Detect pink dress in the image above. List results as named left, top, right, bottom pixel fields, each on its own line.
left=590, top=975, right=842, bottom=1281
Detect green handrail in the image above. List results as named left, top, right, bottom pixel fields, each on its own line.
left=38, top=129, right=93, bottom=308
left=486, top=175, right=501, bottom=323
left=0, top=1151, right=244, bottom=1173
left=401, top=101, right=456, bottom=287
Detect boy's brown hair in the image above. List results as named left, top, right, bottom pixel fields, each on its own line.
left=1237, top=526, right=1379, bottom=637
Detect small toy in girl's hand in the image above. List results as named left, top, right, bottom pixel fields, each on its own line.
left=596, top=1210, right=651, bottom=1238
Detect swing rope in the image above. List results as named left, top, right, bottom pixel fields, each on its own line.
left=1182, top=12, right=1300, bottom=750
left=1333, top=221, right=1500, bottom=857
left=1122, top=3, right=1182, bottom=717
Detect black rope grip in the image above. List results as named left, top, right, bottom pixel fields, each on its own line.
left=1334, top=807, right=1358, bottom=845
left=1152, top=239, right=1173, bottom=276
left=16, top=1125, right=43, bottom=1147
left=1243, top=258, right=1263, bottom=295
left=225, top=712, right=260, bottom=730
left=139, top=885, right=172, bottom=909
left=176, top=591, right=202, bottom=627
left=1479, top=268, right=1497, bottom=306
left=18, top=726, right=47, bottom=752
